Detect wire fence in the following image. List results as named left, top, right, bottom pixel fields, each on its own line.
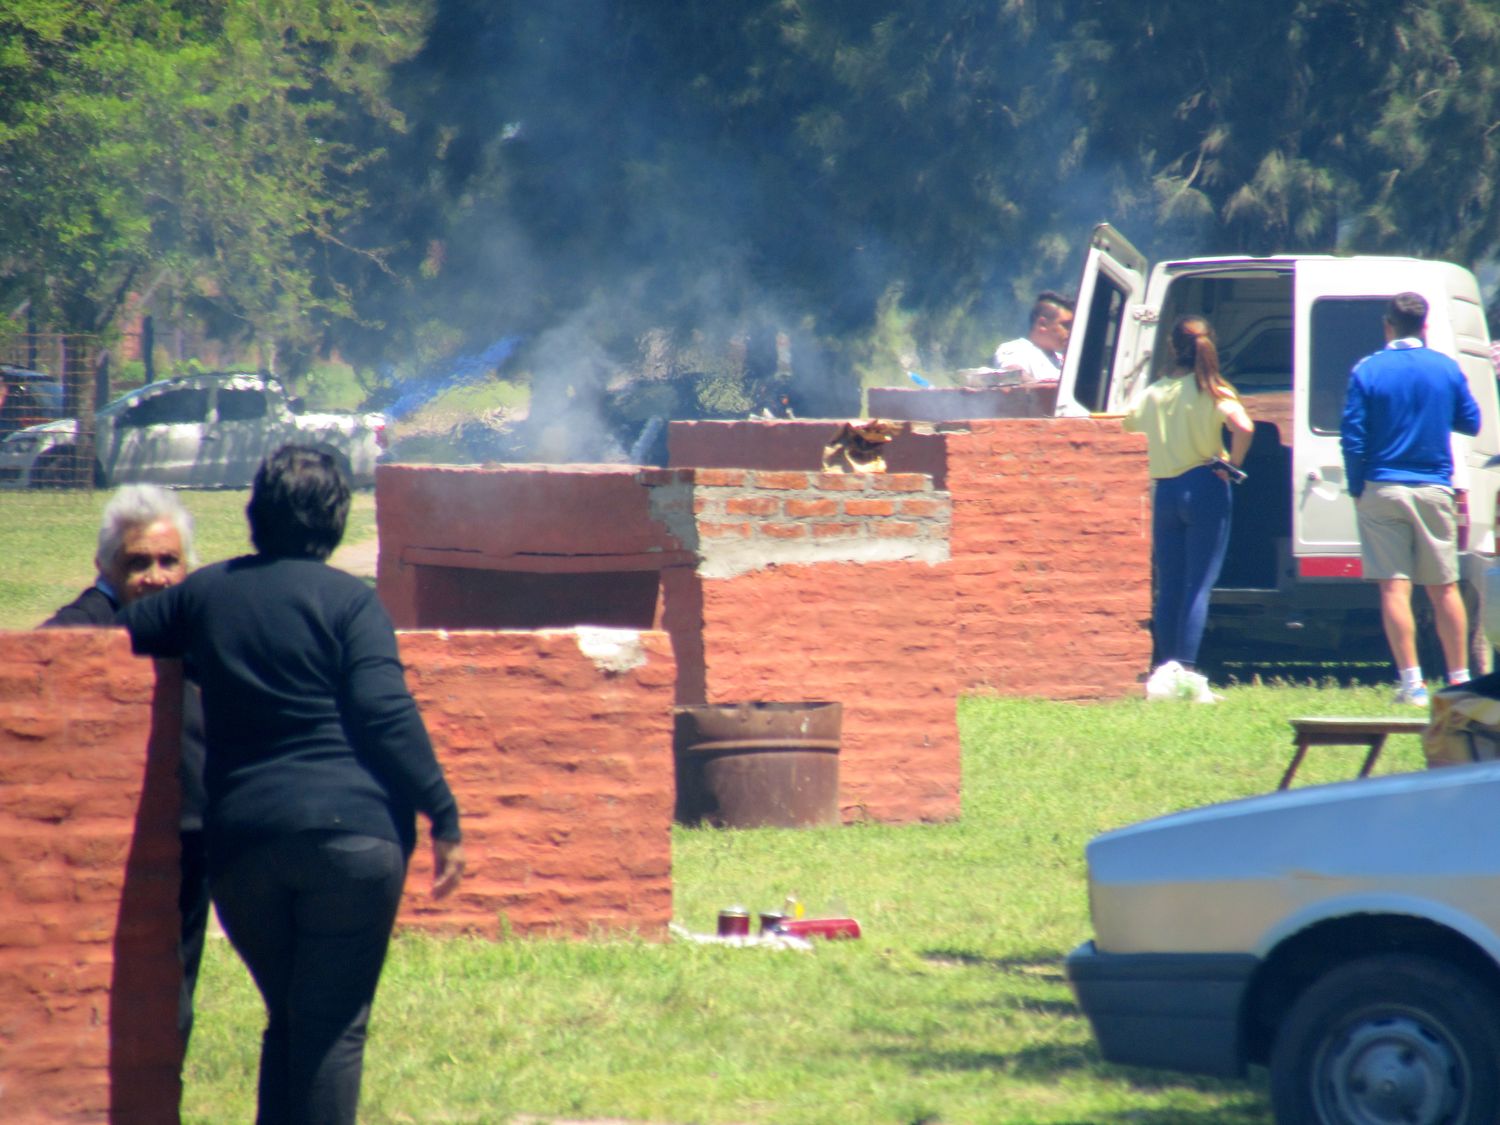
left=0, top=333, right=111, bottom=489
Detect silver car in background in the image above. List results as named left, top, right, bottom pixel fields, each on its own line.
left=0, top=372, right=386, bottom=489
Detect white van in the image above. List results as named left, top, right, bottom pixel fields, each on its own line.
left=1057, top=224, right=1500, bottom=672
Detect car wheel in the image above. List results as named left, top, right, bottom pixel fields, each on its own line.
left=1270, top=953, right=1500, bottom=1125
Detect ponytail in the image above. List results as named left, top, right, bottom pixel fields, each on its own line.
left=1171, top=316, right=1233, bottom=399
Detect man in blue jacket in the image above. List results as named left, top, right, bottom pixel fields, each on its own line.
left=1342, top=291, right=1482, bottom=705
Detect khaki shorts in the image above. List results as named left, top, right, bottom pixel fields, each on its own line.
left=1356, top=483, right=1460, bottom=585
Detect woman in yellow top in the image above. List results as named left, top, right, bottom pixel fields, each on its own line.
left=1123, top=316, right=1254, bottom=697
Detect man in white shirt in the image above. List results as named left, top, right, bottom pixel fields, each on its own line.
left=992, top=290, right=1075, bottom=384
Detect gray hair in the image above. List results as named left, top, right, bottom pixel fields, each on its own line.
left=96, top=485, right=197, bottom=569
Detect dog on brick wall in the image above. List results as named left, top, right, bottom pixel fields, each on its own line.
left=821, top=419, right=902, bottom=473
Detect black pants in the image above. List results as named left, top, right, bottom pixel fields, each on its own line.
left=178, top=829, right=210, bottom=1052
left=211, top=832, right=407, bottom=1125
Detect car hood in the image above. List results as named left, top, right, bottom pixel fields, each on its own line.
left=5, top=417, right=78, bottom=438
left=1086, top=762, right=1500, bottom=955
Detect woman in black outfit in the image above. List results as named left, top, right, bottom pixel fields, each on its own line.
left=124, top=445, right=464, bottom=1125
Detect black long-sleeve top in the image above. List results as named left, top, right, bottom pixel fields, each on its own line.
left=121, top=555, right=460, bottom=863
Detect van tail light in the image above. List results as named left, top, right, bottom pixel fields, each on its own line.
left=1457, top=489, right=1470, bottom=552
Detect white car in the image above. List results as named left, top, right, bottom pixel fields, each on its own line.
left=1065, top=765, right=1500, bottom=1123
left=0, top=372, right=387, bottom=489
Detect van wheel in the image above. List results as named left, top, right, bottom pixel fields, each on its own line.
left=1269, top=953, right=1500, bottom=1125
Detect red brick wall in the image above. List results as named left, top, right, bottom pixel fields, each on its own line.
left=669, top=417, right=1153, bottom=698
left=396, top=629, right=676, bottom=937
left=945, top=420, right=1151, bottom=697
left=0, top=627, right=676, bottom=1122
left=652, top=467, right=959, bottom=822
left=644, top=469, right=960, bottom=822
left=698, top=561, right=960, bottom=822
left=0, top=631, right=182, bottom=1124
left=649, top=467, right=950, bottom=578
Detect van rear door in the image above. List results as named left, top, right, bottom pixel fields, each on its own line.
left=1056, top=224, right=1148, bottom=418
left=1291, top=261, right=1402, bottom=569
left=1293, top=259, right=1498, bottom=569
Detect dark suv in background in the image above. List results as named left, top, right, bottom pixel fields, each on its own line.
left=0, top=365, right=65, bottom=439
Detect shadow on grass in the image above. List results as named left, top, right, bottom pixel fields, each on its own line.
left=919, top=948, right=1067, bottom=981
left=1050, top=1110, right=1268, bottom=1125
left=1201, top=656, right=1390, bottom=687
left=907, top=947, right=1272, bottom=1119
left=864, top=1040, right=1270, bottom=1121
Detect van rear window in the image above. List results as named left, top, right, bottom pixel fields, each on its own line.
left=1310, top=298, right=1388, bottom=433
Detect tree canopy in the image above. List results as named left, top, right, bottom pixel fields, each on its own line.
left=4, top=0, right=1500, bottom=388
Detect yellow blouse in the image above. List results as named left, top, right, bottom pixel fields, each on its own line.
left=1122, top=375, right=1241, bottom=480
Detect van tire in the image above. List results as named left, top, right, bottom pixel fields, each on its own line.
left=1269, top=953, right=1500, bottom=1125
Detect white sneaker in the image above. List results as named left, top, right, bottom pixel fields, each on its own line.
left=1145, top=661, right=1184, bottom=701
left=1393, top=683, right=1430, bottom=707
left=1176, top=669, right=1223, bottom=704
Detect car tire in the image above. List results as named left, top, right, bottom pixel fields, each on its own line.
left=1269, top=953, right=1500, bottom=1125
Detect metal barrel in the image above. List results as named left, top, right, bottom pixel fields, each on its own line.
left=672, top=701, right=842, bottom=828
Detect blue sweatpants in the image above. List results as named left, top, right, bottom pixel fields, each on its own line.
left=1151, top=464, right=1232, bottom=668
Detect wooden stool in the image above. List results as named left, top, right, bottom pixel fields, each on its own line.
left=1280, top=716, right=1430, bottom=789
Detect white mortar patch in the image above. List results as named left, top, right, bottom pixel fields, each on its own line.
left=575, top=627, right=648, bottom=674
left=698, top=538, right=950, bottom=579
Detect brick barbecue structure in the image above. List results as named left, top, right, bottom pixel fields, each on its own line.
left=0, top=627, right=675, bottom=1123
left=668, top=417, right=1153, bottom=697
left=376, top=461, right=962, bottom=826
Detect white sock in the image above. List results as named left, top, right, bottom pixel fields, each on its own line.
left=1448, top=668, right=1471, bottom=686
left=1400, top=667, right=1424, bottom=689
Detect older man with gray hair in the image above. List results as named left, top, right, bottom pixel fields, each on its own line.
left=44, top=484, right=196, bottom=624
left=42, top=484, right=209, bottom=1057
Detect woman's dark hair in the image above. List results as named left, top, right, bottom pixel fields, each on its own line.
left=1170, top=315, right=1234, bottom=399
left=246, top=445, right=351, bottom=560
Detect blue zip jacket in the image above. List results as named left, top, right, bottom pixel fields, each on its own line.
left=1340, top=339, right=1480, bottom=498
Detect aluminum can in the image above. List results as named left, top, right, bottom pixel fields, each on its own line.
left=717, top=907, right=750, bottom=937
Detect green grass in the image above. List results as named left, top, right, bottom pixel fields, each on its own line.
left=0, top=491, right=375, bottom=629
left=183, top=687, right=1420, bottom=1124
left=2, top=493, right=1416, bottom=1121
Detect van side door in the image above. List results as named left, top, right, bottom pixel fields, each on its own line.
left=1055, top=224, right=1149, bottom=418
